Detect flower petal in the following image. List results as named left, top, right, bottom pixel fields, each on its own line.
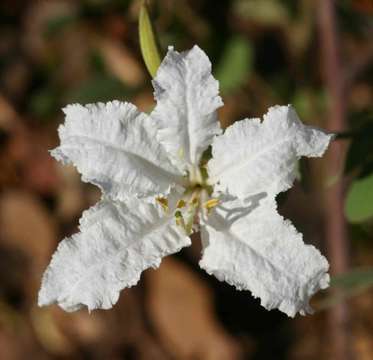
left=38, top=196, right=191, bottom=312
left=199, top=194, right=329, bottom=317
left=151, top=45, right=223, bottom=170
left=52, top=101, right=184, bottom=201
left=208, top=105, right=333, bottom=199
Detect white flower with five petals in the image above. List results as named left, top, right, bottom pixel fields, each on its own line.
left=39, top=46, right=333, bottom=317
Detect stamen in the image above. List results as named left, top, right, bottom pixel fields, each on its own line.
left=183, top=192, right=200, bottom=234
left=156, top=197, right=169, bottom=212
left=176, top=199, right=186, bottom=208
left=203, top=198, right=220, bottom=209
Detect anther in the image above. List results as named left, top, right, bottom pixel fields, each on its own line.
left=156, top=197, right=169, bottom=212
left=203, top=198, right=220, bottom=212
left=176, top=199, right=186, bottom=208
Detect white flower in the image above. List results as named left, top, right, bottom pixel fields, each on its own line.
left=38, top=46, right=333, bottom=317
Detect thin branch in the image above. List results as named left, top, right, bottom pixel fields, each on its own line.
left=317, top=1, right=352, bottom=359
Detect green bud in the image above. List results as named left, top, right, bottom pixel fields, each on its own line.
left=138, top=1, right=162, bottom=78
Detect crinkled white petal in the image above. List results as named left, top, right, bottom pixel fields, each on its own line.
left=208, top=105, right=333, bottom=199
left=51, top=101, right=184, bottom=201
left=151, top=45, right=223, bottom=170
left=38, top=196, right=191, bottom=312
left=199, top=194, right=329, bottom=317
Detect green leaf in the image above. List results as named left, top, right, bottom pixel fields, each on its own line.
left=331, top=268, right=373, bottom=289
left=29, top=87, right=59, bottom=120
left=345, top=172, right=373, bottom=223
left=233, top=0, right=289, bottom=26
left=66, top=74, right=131, bottom=104
left=45, top=14, right=78, bottom=37
left=345, top=118, right=373, bottom=177
left=138, top=2, right=161, bottom=78
left=315, top=268, right=373, bottom=310
left=215, top=36, right=253, bottom=95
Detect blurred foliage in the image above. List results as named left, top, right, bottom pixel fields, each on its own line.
left=215, top=36, right=253, bottom=94
left=345, top=120, right=373, bottom=178
left=344, top=114, right=373, bottom=223
left=332, top=268, right=373, bottom=289
left=233, top=0, right=290, bottom=26
left=345, top=173, right=373, bottom=223
left=45, top=13, right=79, bottom=37
left=66, top=74, right=132, bottom=104
left=0, top=0, right=373, bottom=359
left=317, top=268, right=373, bottom=311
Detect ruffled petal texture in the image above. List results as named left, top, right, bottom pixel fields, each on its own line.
left=52, top=101, right=184, bottom=201
left=152, top=45, right=223, bottom=171
left=199, top=195, right=329, bottom=317
left=39, top=196, right=191, bottom=312
left=208, top=105, right=333, bottom=199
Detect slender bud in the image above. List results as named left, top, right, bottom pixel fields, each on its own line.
left=139, top=1, right=161, bottom=77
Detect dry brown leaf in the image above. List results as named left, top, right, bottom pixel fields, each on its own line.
left=55, top=164, right=85, bottom=221
left=31, top=307, right=74, bottom=356
left=0, top=96, right=19, bottom=130
left=352, top=0, right=373, bottom=13
left=218, top=95, right=238, bottom=129
left=146, top=257, right=241, bottom=360
left=98, top=38, right=145, bottom=87
left=23, top=1, right=78, bottom=63
left=1, top=60, right=30, bottom=100
left=44, top=288, right=169, bottom=359
left=349, top=83, right=372, bottom=110
left=0, top=191, right=56, bottom=293
left=0, top=331, right=23, bottom=360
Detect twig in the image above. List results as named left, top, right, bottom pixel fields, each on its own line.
left=317, top=1, right=351, bottom=359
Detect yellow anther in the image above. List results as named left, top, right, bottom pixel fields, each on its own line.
left=203, top=198, right=220, bottom=210
left=156, top=197, right=169, bottom=212
left=176, top=199, right=186, bottom=208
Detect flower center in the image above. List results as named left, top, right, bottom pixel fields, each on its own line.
left=156, top=164, right=218, bottom=235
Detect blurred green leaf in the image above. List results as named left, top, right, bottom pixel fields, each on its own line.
left=66, top=74, right=131, bottom=104
left=315, top=268, right=373, bottom=310
left=292, top=91, right=313, bottom=119
left=345, top=120, right=373, bottom=177
left=215, top=36, right=253, bottom=95
left=345, top=172, right=373, bottom=223
left=233, top=0, right=289, bottom=25
left=292, top=89, right=327, bottom=120
left=29, top=87, right=59, bottom=120
left=331, top=268, right=373, bottom=289
left=45, top=14, right=78, bottom=37
left=139, top=2, right=161, bottom=78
